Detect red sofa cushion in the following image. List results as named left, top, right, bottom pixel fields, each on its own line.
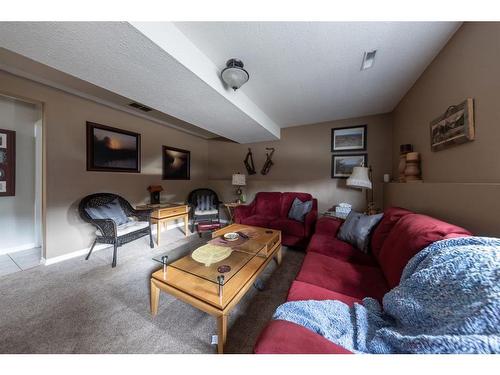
left=254, top=192, right=282, bottom=217
left=377, top=213, right=472, bottom=288
left=268, top=218, right=306, bottom=237
left=287, top=280, right=362, bottom=306
left=308, top=234, right=378, bottom=266
left=239, top=215, right=273, bottom=228
left=314, top=216, right=344, bottom=238
left=254, top=320, right=352, bottom=354
left=296, top=252, right=389, bottom=301
left=370, top=207, right=413, bottom=257
left=280, top=192, right=313, bottom=218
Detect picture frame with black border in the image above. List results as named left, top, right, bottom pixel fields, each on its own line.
left=162, top=145, right=191, bottom=180
left=86, top=122, right=141, bottom=173
left=331, top=153, right=367, bottom=178
left=331, top=124, right=367, bottom=152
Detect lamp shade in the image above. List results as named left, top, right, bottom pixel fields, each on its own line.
left=221, top=59, right=249, bottom=90
left=346, top=166, right=372, bottom=189
left=232, top=173, right=246, bottom=186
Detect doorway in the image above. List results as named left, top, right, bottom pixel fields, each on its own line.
left=0, top=94, right=43, bottom=277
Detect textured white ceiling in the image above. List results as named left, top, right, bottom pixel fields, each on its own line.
left=0, top=22, right=280, bottom=143
left=175, top=22, right=461, bottom=127
left=0, top=22, right=461, bottom=142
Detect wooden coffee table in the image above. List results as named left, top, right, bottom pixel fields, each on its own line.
left=150, top=224, right=282, bottom=354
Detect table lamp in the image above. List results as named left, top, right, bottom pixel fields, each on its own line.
left=346, top=164, right=375, bottom=214
left=232, top=173, right=246, bottom=203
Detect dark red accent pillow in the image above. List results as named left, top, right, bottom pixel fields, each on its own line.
left=371, top=207, right=413, bottom=258
left=377, top=213, right=471, bottom=288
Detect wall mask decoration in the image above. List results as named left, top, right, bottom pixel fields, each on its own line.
left=244, top=148, right=256, bottom=175
left=331, top=125, right=367, bottom=152
left=86, top=122, right=141, bottom=173
left=430, top=98, right=475, bottom=152
left=162, top=146, right=190, bottom=180
left=261, top=148, right=275, bottom=175
left=0, top=128, right=15, bottom=196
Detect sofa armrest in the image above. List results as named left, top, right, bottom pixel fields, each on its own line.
left=315, top=216, right=344, bottom=237
left=304, top=199, right=318, bottom=238
left=254, top=320, right=352, bottom=354
left=234, top=203, right=255, bottom=223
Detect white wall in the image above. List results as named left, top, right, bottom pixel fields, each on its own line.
left=0, top=95, right=40, bottom=253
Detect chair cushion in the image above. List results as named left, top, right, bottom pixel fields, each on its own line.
left=194, top=209, right=218, bottom=216
left=254, top=192, right=282, bottom=217
left=96, top=220, right=149, bottom=237
left=337, top=211, right=383, bottom=253
left=268, top=218, right=305, bottom=237
left=86, top=198, right=128, bottom=226
left=287, top=280, right=362, bottom=306
left=240, top=215, right=273, bottom=228
left=377, top=213, right=472, bottom=288
left=296, top=252, right=389, bottom=301
left=307, top=234, right=378, bottom=266
left=370, top=207, right=413, bottom=257
left=287, top=197, right=313, bottom=222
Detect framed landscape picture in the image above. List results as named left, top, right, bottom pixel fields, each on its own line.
left=430, top=98, right=474, bottom=152
left=331, top=125, right=367, bottom=152
left=86, top=122, right=141, bottom=173
left=162, top=146, right=190, bottom=180
left=0, top=128, right=15, bottom=196
left=331, top=154, right=367, bottom=178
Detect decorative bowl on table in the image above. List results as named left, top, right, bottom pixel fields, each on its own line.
left=223, top=232, right=239, bottom=241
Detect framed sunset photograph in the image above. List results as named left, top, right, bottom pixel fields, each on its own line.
left=331, top=154, right=367, bottom=178
left=162, top=146, right=190, bottom=180
left=86, top=122, right=141, bottom=173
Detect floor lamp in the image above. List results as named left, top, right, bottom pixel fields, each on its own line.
left=346, top=164, right=375, bottom=214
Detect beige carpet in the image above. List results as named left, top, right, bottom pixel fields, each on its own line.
left=0, top=229, right=304, bottom=353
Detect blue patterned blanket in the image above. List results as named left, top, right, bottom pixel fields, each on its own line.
left=273, top=237, right=500, bottom=353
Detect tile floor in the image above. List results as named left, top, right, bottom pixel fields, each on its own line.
left=0, top=247, right=41, bottom=278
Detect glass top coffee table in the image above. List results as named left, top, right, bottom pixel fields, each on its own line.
left=150, top=223, right=282, bottom=354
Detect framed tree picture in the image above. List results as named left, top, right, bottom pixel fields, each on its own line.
left=0, top=128, right=15, bottom=196
left=331, top=125, right=367, bottom=152
left=331, top=154, right=367, bottom=178
left=86, top=122, right=141, bottom=173
left=162, top=146, right=190, bottom=180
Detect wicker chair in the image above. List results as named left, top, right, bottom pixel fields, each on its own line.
left=79, top=193, right=154, bottom=267
left=187, top=188, right=222, bottom=234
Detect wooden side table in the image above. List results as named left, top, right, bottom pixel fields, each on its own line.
left=223, top=202, right=244, bottom=224
left=136, top=203, right=189, bottom=246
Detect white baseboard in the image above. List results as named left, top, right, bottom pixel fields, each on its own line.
left=42, top=221, right=187, bottom=266
left=0, top=242, right=37, bottom=256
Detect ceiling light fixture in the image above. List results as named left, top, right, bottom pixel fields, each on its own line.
left=221, top=58, right=249, bottom=90
left=361, top=50, right=377, bottom=70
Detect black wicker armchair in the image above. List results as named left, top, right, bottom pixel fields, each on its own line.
left=79, top=193, right=154, bottom=268
left=187, top=188, right=221, bottom=233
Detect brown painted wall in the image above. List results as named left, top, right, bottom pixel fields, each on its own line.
left=208, top=113, right=393, bottom=214
left=1, top=71, right=209, bottom=259
left=387, top=22, right=500, bottom=235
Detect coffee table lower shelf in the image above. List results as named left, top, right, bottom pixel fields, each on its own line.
left=150, top=238, right=282, bottom=354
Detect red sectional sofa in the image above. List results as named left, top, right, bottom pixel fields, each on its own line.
left=254, top=207, right=472, bottom=354
left=234, top=192, right=318, bottom=248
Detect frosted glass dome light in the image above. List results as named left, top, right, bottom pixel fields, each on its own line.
left=221, top=59, right=250, bottom=90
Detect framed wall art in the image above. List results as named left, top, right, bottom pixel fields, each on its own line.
left=0, top=128, right=16, bottom=196
left=331, top=154, right=367, bottom=178
left=430, top=98, right=474, bottom=152
left=331, top=125, right=367, bottom=152
left=162, top=146, right=190, bottom=180
left=86, top=122, right=141, bottom=173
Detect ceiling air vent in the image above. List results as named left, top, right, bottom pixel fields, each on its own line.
left=129, top=102, right=153, bottom=112
left=361, top=50, right=377, bottom=70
